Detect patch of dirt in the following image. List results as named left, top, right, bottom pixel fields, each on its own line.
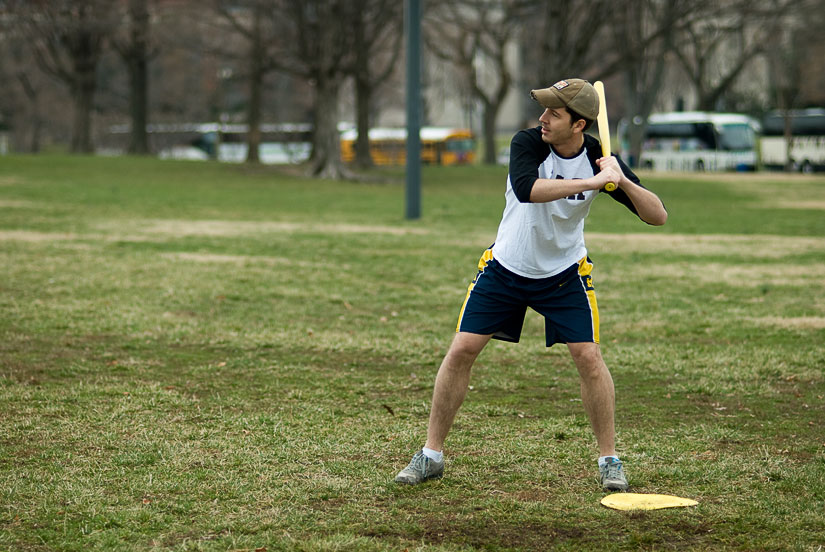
left=0, top=200, right=40, bottom=208
left=0, top=176, right=22, bottom=186
left=648, top=261, right=825, bottom=288
left=0, top=230, right=79, bottom=242
left=159, top=251, right=326, bottom=269
left=747, top=316, right=825, bottom=329
left=773, top=200, right=825, bottom=210
left=107, top=219, right=431, bottom=238
left=586, top=232, right=825, bottom=258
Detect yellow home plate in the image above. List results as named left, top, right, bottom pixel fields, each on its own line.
left=601, top=493, right=698, bottom=511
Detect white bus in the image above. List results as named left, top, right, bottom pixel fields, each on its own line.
left=760, top=109, right=825, bottom=173
left=621, top=112, right=760, bottom=172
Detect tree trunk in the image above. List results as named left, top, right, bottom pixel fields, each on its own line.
left=127, top=0, right=150, bottom=154
left=616, top=0, right=677, bottom=168
left=246, top=8, right=263, bottom=164
left=128, top=56, right=149, bottom=154
left=68, top=12, right=101, bottom=154
left=352, top=4, right=373, bottom=169
left=627, top=122, right=647, bottom=169
left=482, top=100, right=498, bottom=165
left=16, top=72, right=42, bottom=153
left=310, top=75, right=347, bottom=179
left=624, top=48, right=669, bottom=168
left=71, top=72, right=96, bottom=153
left=479, top=58, right=510, bottom=166
left=783, top=110, right=794, bottom=171
left=246, top=67, right=263, bottom=164
left=354, top=76, right=373, bottom=168
left=623, top=62, right=642, bottom=167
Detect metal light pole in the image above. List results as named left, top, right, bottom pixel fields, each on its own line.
left=405, top=0, right=421, bottom=220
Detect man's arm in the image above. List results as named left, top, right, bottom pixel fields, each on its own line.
left=528, top=165, right=621, bottom=203
left=596, top=156, right=667, bottom=226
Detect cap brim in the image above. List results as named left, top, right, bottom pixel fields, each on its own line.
left=531, top=88, right=566, bottom=109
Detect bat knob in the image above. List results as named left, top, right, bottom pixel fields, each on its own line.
left=605, top=182, right=617, bottom=192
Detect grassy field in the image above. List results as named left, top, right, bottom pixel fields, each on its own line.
left=1, top=155, right=824, bottom=551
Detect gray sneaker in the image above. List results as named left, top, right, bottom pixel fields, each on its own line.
left=394, top=450, right=444, bottom=485
left=600, top=457, right=629, bottom=491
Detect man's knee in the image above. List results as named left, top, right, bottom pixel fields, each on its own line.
left=446, top=332, right=490, bottom=365
left=568, top=342, right=607, bottom=379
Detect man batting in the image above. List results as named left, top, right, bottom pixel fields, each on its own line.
left=394, top=78, right=667, bottom=491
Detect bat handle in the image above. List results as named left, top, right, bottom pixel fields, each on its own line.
left=605, top=182, right=616, bottom=192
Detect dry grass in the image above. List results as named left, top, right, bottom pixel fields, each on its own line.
left=587, top=232, right=825, bottom=258
left=748, top=315, right=825, bottom=329
left=0, top=230, right=80, bottom=242
left=96, top=219, right=432, bottom=238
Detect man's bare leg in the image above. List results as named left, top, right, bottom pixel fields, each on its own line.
left=424, top=332, right=492, bottom=452
left=567, top=342, right=616, bottom=457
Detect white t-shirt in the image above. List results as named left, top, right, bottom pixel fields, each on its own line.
left=492, top=128, right=643, bottom=279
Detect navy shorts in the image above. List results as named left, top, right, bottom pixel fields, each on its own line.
left=456, top=248, right=600, bottom=347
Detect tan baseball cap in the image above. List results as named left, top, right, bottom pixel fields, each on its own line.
left=531, top=79, right=599, bottom=121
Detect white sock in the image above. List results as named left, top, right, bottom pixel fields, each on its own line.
left=598, top=455, right=619, bottom=468
left=422, top=447, right=443, bottom=463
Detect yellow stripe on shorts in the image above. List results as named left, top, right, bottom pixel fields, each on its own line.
left=577, top=256, right=600, bottom=343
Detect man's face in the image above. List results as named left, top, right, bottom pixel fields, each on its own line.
left=538, top=107, right=578, bottom=146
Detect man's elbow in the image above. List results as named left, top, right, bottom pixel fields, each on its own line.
left=645, top=209, right=668, bottom=226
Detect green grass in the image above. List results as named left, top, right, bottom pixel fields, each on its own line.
left=1, top=155, right=824, bottom=551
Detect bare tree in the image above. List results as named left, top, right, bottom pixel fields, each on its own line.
left=16, top=0, right=118, bottom=153
left=671, top=0, right=797, bottom=111
left=14, top=73, right=44, bottom=152
left=264, top=0, right=357, bottom=178
left=349, top=0, right=403, bottom=168
left=527, top=0, right=612, bottom=87
left=610, top=0, right=700, bottom=166
left=0, top=18, right=44, bottom=152
left=112, top=0, right=154, bottom=154
left=425, top=0, right=526, bottom=164
left=207, top=1, right=281, bottom=163
left=506, top=0, right=618, bottom=129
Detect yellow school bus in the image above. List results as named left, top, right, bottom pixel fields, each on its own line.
left=340, top=127, right=475, bottom=166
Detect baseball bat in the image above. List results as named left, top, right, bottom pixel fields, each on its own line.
left=594, top=81, right=616, bottom=192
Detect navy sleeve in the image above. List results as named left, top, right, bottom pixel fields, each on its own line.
left=508, top=127, right=550, bottom=203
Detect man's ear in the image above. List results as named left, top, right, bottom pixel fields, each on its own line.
left=571, top=118, right=587, bottom=134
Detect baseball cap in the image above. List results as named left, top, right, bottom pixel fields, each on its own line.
left=531, top=79, right=599, bottom=121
